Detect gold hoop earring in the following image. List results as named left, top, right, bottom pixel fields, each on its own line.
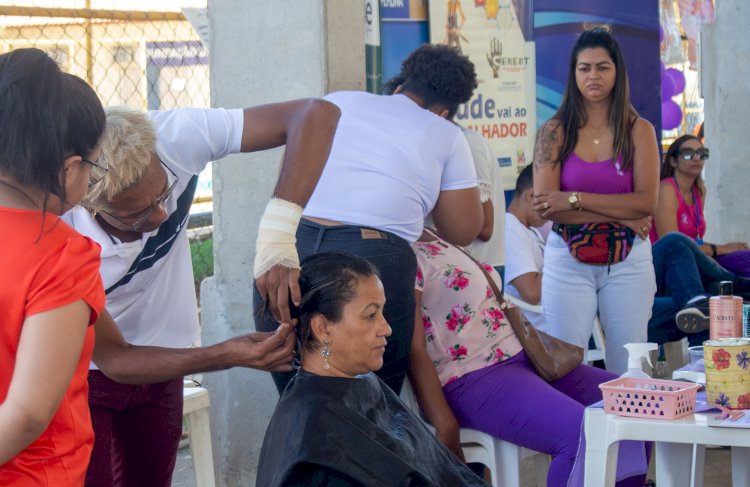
left=321, top=340, right=331, bottom=370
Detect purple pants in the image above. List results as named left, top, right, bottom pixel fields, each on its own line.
left=85, top=371, right=183, bottom=487
left=717, top=250, right=750, bottom=278
left=442, top=352, right=648, bottom=487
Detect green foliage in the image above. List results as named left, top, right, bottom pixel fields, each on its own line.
left=190, top=238, right=214, bottom=283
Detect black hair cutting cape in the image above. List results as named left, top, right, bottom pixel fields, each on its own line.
left=257, top=370, right=488, bottom=487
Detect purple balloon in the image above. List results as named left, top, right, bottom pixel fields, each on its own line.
left=661, top=74, right=675, bottom=100
left=666, top=68, right=686, bottom=95
left=662, top=100, right=683, bottom=130
left=660, top=61, right=667, bottom=82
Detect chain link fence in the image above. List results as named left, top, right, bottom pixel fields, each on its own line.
left=0, top=1, right=214, bottom=298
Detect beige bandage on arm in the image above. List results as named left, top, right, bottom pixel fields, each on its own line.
left=253, top=198, right=303, bottom=278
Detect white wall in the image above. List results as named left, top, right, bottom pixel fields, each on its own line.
left=701, top=0, right=750, bottom=243
left=202, top=1, right=363, bottom=485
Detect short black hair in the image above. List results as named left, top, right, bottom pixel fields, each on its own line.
left=294, top=252, right=379, bottom=352
left=513, top=164, right=534, bottom=196
left=397, top=44, right=477, bottom=118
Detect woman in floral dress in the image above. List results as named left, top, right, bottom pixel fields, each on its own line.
left=408, top=229, right=649, bottom=487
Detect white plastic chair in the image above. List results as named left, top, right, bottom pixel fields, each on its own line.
left=183, top=383, right=216, bottom=487
left=503, top=294, right=607, bottom=365
left=400, top=379, right=550, bottom=487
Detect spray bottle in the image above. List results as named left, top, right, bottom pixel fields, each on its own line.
left=621, top=343, right=658, bottom=378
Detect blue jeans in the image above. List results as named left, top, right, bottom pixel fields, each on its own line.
left=648, top=298, right=708, bottom=347
left=254, top=219, right=416, bottom=394
left=648, top=233, right=736, bottom=346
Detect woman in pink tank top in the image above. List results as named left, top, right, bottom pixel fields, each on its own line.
left=653, top=135, right=750, bottom=277
left=528, top=27, right=660, bottom=375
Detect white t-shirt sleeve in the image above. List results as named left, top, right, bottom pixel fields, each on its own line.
left=149, top=107, right=244, bottom=175
left=504, top=216, right=543, bottom=284
left=439, top=130, right=478, bottom=191
left=463, top=130, right=493, bottom=202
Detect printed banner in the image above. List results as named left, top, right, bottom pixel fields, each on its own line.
left=429, top=0, right=537, bottom=189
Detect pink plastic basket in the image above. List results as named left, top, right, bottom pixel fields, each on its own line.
left=600, top=377, right=700, bottom=420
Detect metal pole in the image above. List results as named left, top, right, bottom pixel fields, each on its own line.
left=0, top=6, right=185, bottom=22
left=85, top=0, right=92, bottom=84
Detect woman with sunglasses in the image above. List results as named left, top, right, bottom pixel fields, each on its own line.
left=0, top=49, right=106, bottom=485
left=651, top=135, right=750, bottom=332
left=653, top=135, right=749, bottom=272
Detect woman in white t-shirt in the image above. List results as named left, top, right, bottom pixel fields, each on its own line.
left=256, top=44, right=484, bottom=394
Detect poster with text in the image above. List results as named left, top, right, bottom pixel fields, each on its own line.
left=429, top=0, right=536, bottom=189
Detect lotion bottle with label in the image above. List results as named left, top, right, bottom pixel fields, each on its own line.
left=710, top=281, right=743, bottom=339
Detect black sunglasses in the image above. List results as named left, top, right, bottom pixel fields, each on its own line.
left=676, top=148, right=710, bottom=161
left=99, top=161, right=178, bottom=230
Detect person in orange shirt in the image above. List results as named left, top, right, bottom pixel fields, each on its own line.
left=0, top=48, right=106, bottom=486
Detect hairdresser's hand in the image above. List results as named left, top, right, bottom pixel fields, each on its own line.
left=720, top=242, right=750, bottom=254
left=255, top=265, right=301, bottom=325
left=221, top=324, right=295, bottom=372
left=619, top=216, right=652, bottom=240
left=435, top=420, right=466, bottom=463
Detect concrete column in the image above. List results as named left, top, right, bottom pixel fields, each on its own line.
left=201, top=1, right=363, bottom=485
left=701, top=0, right=750, bottom=243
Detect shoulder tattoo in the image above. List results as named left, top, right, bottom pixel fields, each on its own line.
left=533, top=122, right=559, bottom=171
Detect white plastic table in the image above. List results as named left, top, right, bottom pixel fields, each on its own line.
left=584, top=407, right=750, bottom=487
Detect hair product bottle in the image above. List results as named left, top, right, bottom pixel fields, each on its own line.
left=621, top=343, right=658, bottom=378
left=709, top=281, right=743, bottom=339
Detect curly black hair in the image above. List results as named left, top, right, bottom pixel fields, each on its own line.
left=396, top=44, right=477, bottom=117
left=382, top=73, right=405, bottom=96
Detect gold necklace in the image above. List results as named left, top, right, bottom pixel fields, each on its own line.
left=585, top=125, right=608, bottom=145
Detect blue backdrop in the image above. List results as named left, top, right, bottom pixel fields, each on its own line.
left=533, top=1, right=661, bottom=133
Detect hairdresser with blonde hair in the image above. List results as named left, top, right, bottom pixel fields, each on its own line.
left=63, top=100, right=340, bottom=486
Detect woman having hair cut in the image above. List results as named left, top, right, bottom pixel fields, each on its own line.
left=257, top=252, right=486, bottom=487
left=531, top=27, right=660, bottom=374
left=0, top=48, right=106, bottom=484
